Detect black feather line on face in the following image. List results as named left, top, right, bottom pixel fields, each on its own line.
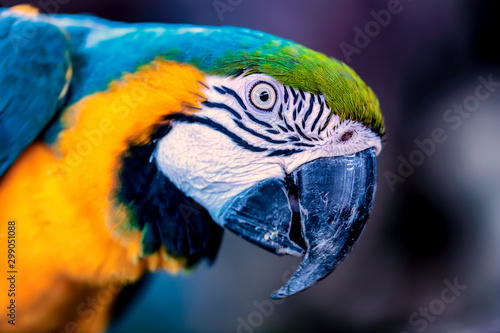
left=221, top=85, right=247, bottom=110
left=244, top=111, right=274, bottom=129
left=283, top=86, right=289, bottom=104
left=213, top=86, right=226, bottom=95
left=171, top=114, right=268, bottom=152
left=278, top=104, right=284, bottom=120
left=202, top=101, right=242, bottom=120
left=311, top=102, right=324, bottom=133
left=296, top=100, right=303, bottom=115
left=233, top=119, right=287, bottom=144
left=291, top=88, right=299, bottom=104
left=302, top=94, right=315, bottom=128
left=282, top=111, right=295, bottom=132
left=116, top=122, right=223, bottom=266
left=299, top=90, right=306, bottom=101
left=266, top=129, right=280, bottom=135
left=267, top=148, right=303, bottom=157
left=294, top=123, right=313, bottom=142
left=277, top=124, right=289, bottom=133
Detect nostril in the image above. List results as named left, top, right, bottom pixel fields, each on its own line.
left=340, top=130, right=354, bottom=142
left=285, top=174, right=307, bottom=250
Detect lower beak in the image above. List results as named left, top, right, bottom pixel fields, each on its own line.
left=220, top=148, right=377, bottom=298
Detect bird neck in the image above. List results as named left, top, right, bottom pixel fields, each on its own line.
left=51, top=59, right=206, bottom=267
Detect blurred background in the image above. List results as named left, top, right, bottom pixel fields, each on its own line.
left=4, top=0, right=499, bottom=332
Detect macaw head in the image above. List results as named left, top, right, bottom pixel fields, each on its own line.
left=106, top=26, right=384, bottom=298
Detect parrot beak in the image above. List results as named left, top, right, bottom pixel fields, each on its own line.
left=220, top=148, right=377, bottom=299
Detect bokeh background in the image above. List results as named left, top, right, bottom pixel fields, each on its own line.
left=4, top=0, right=500, bottom=332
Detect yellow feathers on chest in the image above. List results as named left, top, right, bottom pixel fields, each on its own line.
left=0, top=60, right=205, bottom=314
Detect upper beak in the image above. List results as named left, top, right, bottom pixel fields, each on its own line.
left=220, top=147, right=377, bottom=299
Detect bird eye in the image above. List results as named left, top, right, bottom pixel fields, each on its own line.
left=249, top=81, right=277, bottom=111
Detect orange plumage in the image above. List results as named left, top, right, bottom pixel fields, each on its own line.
left=0, top=60, right=205, bottom=332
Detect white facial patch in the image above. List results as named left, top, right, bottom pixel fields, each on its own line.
left=155, top=73, right=382, bottom=221
left=155, top=122, right=285, bottom=221
left=199, top=74, right=381, bottom=170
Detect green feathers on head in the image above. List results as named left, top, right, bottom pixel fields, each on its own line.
left=41, top=16, right=383, bottom=135
left=124, top=25, right=385, bottom=135
left=207, top=38, right=385, bottom=136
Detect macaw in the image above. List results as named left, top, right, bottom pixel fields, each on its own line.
left=0, top=5, right=385, bottom=332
